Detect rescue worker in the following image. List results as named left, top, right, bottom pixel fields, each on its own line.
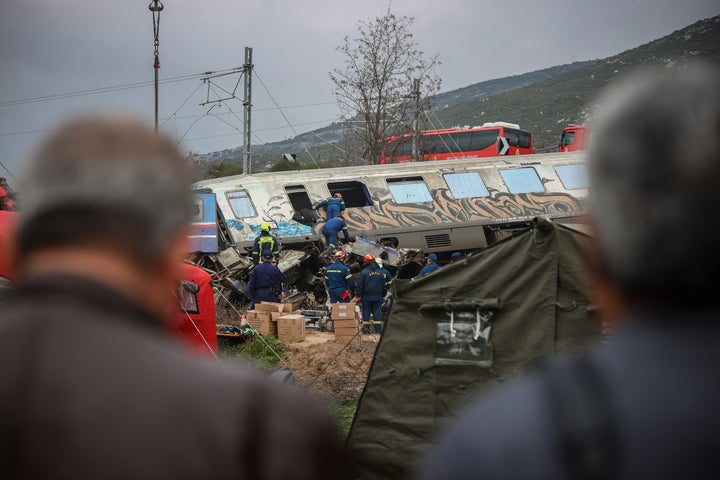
left=376, top=257, right=393, bottom=290
left=322, top=215, right=351, bottom=254
left=355, top=254, right=388, bottom=334
left=315, top=192, right=346, bottom=219
left=376, top=257, right=394, bottom=324
left=417, top=253, right=440, bottom=277
left=324, top=251, right=355, bottom=303
left=248, top=253, right=288, bottom=309
left=252, top=222, right=280, bottom=263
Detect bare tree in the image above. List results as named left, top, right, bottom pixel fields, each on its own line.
left=330, top=10, right=441, bottom=164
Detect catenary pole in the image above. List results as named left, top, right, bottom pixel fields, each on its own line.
left=243, top=47, right=253, bottom=174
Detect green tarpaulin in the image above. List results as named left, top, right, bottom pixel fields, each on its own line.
left=347, top=218, right=601, bottom=479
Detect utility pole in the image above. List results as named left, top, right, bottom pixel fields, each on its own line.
left=149, top=1, right=164, bottom=133
left=243, top=47, right=253, bottom=175
left=411, top=78, right=421, bottom=162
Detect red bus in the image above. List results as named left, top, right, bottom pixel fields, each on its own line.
left=379, top=122, right=533, bottom=164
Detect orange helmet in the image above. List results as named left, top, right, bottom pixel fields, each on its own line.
left=364, top=254, right=375, bottom=263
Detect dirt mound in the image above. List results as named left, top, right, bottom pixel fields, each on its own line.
left=283, top=332, right=379, bottom=403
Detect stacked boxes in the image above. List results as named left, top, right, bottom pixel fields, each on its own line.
left=244, top=310, right=276, bottom=336
left=245, top=302, right=303, bottom=342
left=332, top=303, right=360, bottom=341
left=276, top=314, right=305, bottom=343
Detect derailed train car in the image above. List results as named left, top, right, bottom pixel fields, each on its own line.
left=193, top=151, right=588, bottom=255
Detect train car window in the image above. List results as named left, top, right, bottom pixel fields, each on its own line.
left=327, top=181, right=374, bottom=207
left=443, top=172, right=490, bottom=198
left=386, top=176, right=433, bottom=203
left=225, top=190, right=257, bottom=218
left=554, top=164, right=587, bottom=190
left=499, top=167, right=545, bottom=194
left=284, top=185, right=313, bottom=212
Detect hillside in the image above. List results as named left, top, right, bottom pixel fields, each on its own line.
left=200, top=15, right=720, bottom=170
left=432, top=15, right=720, bottom=151
left=198, top=63, right=594, bottom=168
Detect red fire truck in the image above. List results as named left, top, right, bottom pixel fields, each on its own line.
left=558, top=125, right=591, bottom=152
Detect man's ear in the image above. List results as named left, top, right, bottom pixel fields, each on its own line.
left=585, top=219, right=626, bottom=327
left=163, top=228, right=191, bottom=281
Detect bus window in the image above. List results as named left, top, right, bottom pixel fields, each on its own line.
left=554, top=164, right=587, bottom=190
left=327, top=181, right=374, bottom=207
left=443, top=172, right=490, bottom=198
left=386, top=176, right=433, bottom=203
left=284, top=185, right=312, bottom=212
left=499, top=168, right=545, bottom=194
left=226, top=190, right=257, bottom=218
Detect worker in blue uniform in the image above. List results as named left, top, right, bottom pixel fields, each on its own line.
left=251, top=222, right=280, bottom=263
left=322, top=215, right=351, bottom=254
left=376, top=257, right=394, bottom=324
left=315, top=193, right=345, bottom=219
left=417, top=253, right=440, bottom=277
left=248, top=253, right=288, bottom=309
left=324, top=251, right=355, bottom=303
left=355, top=254, right=388, bottom=334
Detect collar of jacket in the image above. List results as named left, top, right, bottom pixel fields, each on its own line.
left=11, top=273, right=167, bottom=332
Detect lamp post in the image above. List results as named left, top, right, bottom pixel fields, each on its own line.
left=149, top=1, right=164, bottom=132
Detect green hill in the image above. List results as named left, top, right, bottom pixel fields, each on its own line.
left=431, top=16, right=720, bottom=151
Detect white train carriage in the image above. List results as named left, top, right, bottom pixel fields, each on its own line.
left=193, top=151, right=588, bottom=253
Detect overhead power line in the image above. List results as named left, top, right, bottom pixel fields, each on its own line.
left=0, top=69, right=243, bottom=108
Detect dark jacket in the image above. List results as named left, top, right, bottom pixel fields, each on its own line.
left=325, top=261, right=355, bottom=294
left=418, top=262, right=439, bottom=277
left=419, top=313, right=720, bottom=480
left=315, top=197, right=345, bottom=213
left=356, top=262, right=388, bottom=299
left=252, top=232, right=280, bottom=262
left=321, top=217, right=351, bottom=242
left=249, top=262, right=288, bottom=296
left=0, top=274, right=345, bottom=480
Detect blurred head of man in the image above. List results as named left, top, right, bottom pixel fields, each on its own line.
left=588, top=63, right=720, bottom=313
left=13, top=116, right=193, bottom=320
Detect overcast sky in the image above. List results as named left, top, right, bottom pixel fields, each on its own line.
left=1, top=0, right=717, bottom=184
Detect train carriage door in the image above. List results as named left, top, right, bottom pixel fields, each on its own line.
left=284, top=184, right=317, bottom=225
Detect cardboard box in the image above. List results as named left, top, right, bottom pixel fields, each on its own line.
left=331, top=303, right=355, bottom=320
left=259, top=301, right=294, bottom=313
left=247, top=311, right=277, bottom=336
left=276, top=314, right=305, bottom=343
left=334, top=326, right=359, bottom=337
left=244, top=310, right=257, bottom=319
left=255, top=303, right=280, bottom=312
left=270, top=311, right=286, bottom=322
left=333, top=319, right=359, bottom=330
left=334, top=325, right=360, bottom=341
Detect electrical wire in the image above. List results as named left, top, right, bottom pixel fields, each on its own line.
left=254, top=69, right=319, bottom=167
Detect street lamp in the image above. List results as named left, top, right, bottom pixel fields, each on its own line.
left=149, top=1, right=164, bottom=132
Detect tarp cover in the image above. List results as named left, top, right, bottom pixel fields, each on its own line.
left=346, top=218, right=601, bottom=479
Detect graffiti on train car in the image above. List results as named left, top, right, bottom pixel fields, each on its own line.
left=342, top=187, right=583, bottom=231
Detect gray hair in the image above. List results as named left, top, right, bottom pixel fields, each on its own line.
left=588, top=64, right=720, bottom=305
left=16, top=116, right=193, bottom=269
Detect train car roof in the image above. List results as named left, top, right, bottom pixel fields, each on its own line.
left=194, top=151, right=586, bottom=190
